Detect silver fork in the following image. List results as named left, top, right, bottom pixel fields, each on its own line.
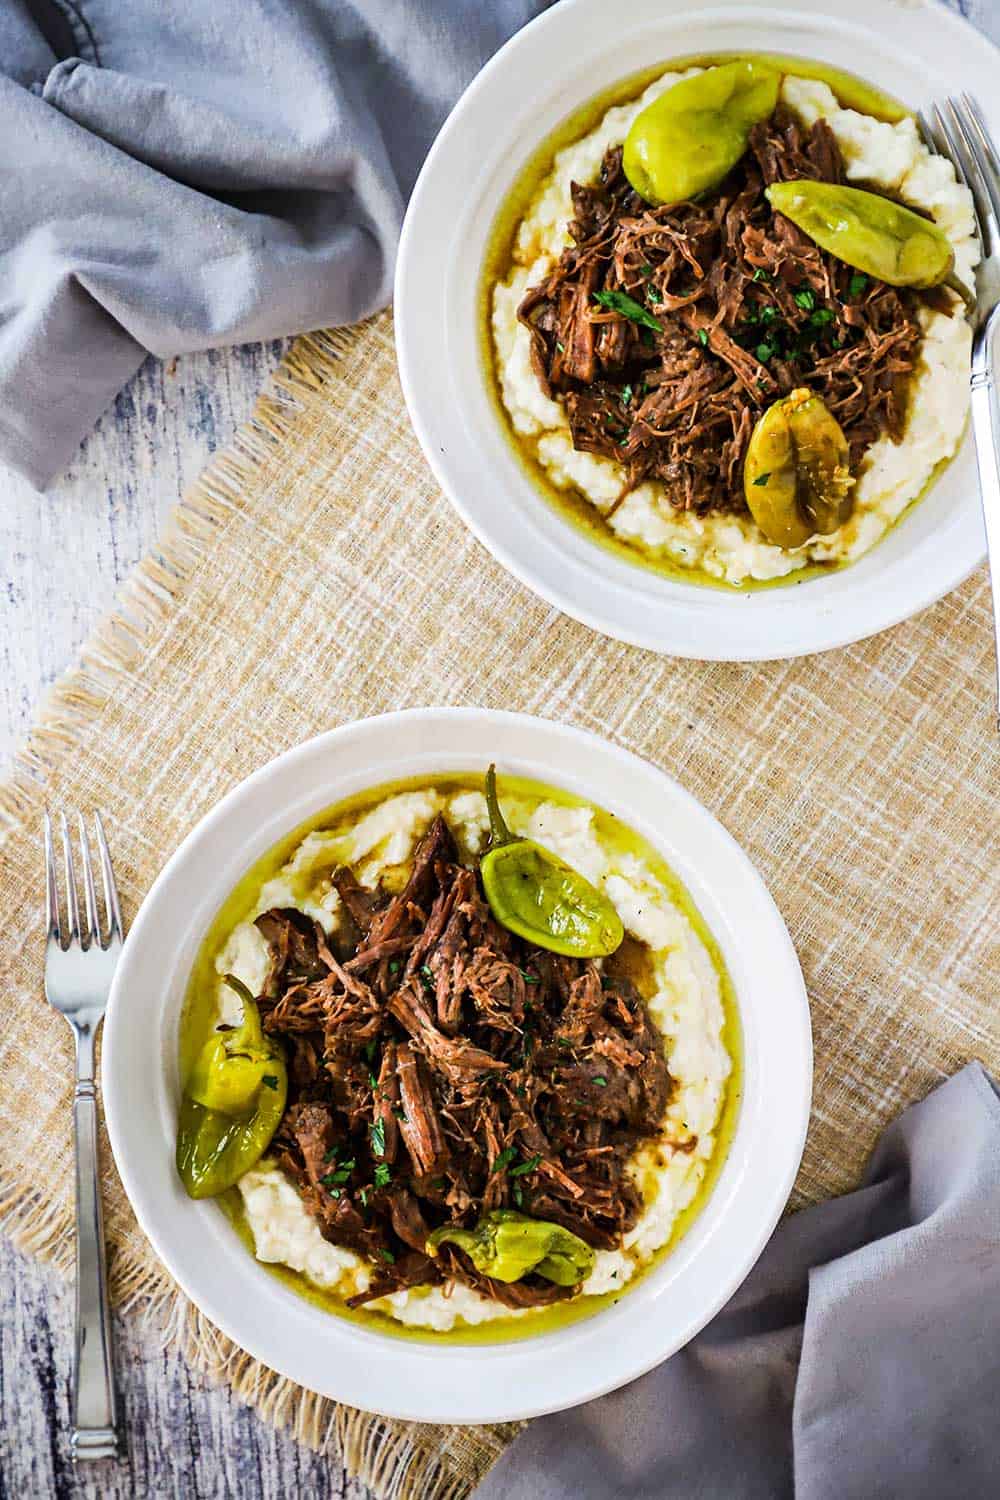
left=918, top=95, right=1000, bottom=730
left=44, top=811, right=123, bottom=1462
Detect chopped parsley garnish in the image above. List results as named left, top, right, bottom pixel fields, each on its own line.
left=755, top=341, right=775, bottom=363
left=555, top=340, right=566, bottom=353
left=380, top=1248, right=396, bottom=1264
left=513, top=1183, right=524, bottom=1208
left=323, top=1145, right=340, bottom=1163
left=370, top=1117, right=386, bottom=1157
left=592, top=288, right=663, bottom=333
left=752, top=472, right=772, bottom=487
left=592, top=1075, right=608, bottom=1088
left=509, top=1153, right=542, bottom=1177
left=491, top=1146, right=518, bottom=1175
left=321, top=1156, right=356, bottom=1189
left=758, top=304, right=778, bottom=325
left=388, top=958, right=402, bottom=976
left=808, top=308, right=835, bottom=329
left=848, top=272, right=869, bottom=298
left=646, top=285, right=663, bottom=304
left=794, top=287, right=816, bottom=311
left=697, top=327, right=710, bottom=348
left=359, top=1186, right=369, bottom=1208
left=392, top=1106, right=407, bottom=1121
left=368, top=1070, right=379, bottom=1092
left=752, top=267, right=770, bottom=282
left=261, top=1074, right=279, bottom=1090
left=419, top=964, right=434, bottom=990
left=641, top=263, right=654, bottom=276
left=373, top=1162, right=392, bottom=1189
left=620, top=384, right=633, bottom=408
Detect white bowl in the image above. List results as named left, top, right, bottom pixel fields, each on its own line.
left=103, top=709, right=811, bottom=1424
left=395, top=0, right=997, bottom=660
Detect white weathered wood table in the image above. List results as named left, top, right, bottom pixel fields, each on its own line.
left=0, top=341, right=374, bottom=1498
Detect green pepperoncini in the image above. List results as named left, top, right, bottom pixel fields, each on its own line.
left=426, top=1209, right=596, bottom=1286
left=479, top=765, right=623, bottom=958
left=176, top=975, right=287, bottom=1199
left=766, top=180, right=970, bottom=304
left=744, top=387, right=855, bottom=547
left=623, top=61, right=781, bottom=206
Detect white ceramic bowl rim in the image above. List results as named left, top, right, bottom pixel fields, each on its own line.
left=395, top=0, right=997, bottom=660
left=103, top=709, right=811, bottom=1424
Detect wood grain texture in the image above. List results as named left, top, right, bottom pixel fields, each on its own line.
left=0, top=1237, right=372, bottom=1499
left=0, top=340, right=287, bottom=766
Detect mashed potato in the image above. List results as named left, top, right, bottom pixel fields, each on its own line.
left=492, top=68, right=976, bottom=585
left=207, top=786, right=732, bottom=1333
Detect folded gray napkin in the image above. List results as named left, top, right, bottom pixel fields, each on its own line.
left=0, top=0, right=548, bottom=489
left=475, top=1062, right=1000, bottom=1500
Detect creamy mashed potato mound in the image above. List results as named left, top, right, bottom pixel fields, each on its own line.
left=492, top=68, right=977, bottom=585
left=207, top=787, right=731, bottom=1333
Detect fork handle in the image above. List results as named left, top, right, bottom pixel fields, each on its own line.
left=971, top=313, right=1000, bottom=734
left=72, top=1026, right=119, bottom=1460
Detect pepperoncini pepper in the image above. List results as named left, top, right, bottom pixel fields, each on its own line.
left=426, top=1209, right=595, bottom=1286
left=176, top=975, right=287, bottom=1199
left=624, top=61, right=781, bottom=206
left=479, top=766, right=623, bottom=958
left=744, top=387, right=855, bottom=547
left=766, top=180, right=963, bottom=296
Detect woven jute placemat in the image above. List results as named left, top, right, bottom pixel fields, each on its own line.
left=1, top=311, right=997, bottom=1497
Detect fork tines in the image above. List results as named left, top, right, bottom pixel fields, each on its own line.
left=44, top=811, right=122, bottom=951
left=918, top=94, right=1000, bottom=260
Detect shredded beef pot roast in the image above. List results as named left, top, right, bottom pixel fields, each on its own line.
left=517, top=116, right=925, bottom=519
left=252, top=815, right=673, bottom=1310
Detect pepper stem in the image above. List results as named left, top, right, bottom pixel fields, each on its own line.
left=944, top=271, right=977, bottom=315
left=221, top=973, right=265, bottom=1048
left=484, top=764, right=515, bottom=850
left=223, top=973, right=255, bottom=1007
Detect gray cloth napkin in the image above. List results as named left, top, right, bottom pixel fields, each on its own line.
left=475, top=1062, right=1000, bottom=1500
left=0, top=0, right=548, bottom=489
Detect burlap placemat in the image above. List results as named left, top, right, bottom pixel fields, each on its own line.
left=1, top=312, right=997, bottom=1497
